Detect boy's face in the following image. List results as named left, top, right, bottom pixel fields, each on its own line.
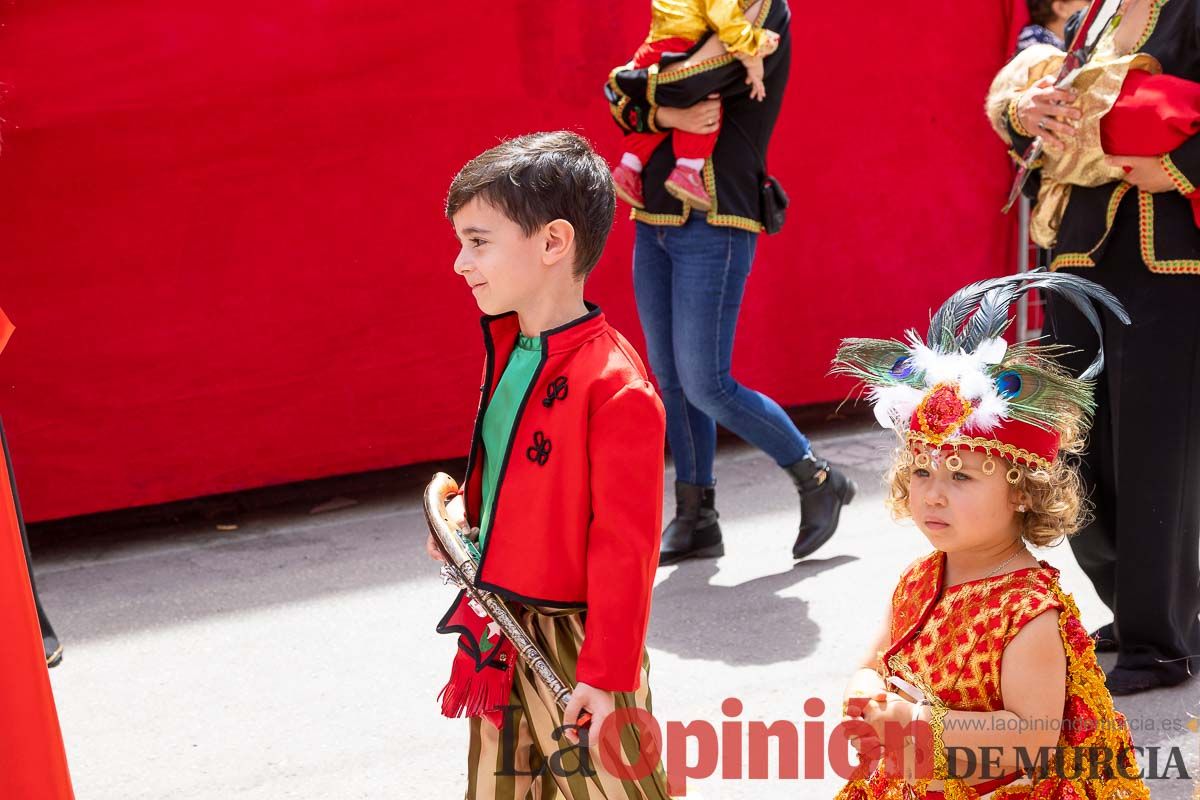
left=451, top=198, right=547, bottom=317
left=906, top=449, right=1023, bottom=553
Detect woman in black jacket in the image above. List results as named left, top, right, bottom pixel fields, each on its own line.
left=989, top=0, right=1200, bottom=695
left=605, top=0, right=856, bottom=568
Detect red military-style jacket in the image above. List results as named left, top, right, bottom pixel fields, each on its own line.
left=461, top=304, right=666, bottom=692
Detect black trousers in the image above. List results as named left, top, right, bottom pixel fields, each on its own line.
left=0, top=418, right=59, bottom=656
left=1048, top=198, right=1200, bottom=682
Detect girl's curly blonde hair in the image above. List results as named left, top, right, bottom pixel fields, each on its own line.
left=884, top=418, right=1090, bottom=548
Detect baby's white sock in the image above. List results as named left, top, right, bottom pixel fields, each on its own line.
left=676, top=157, right=705, bottom=172
left=620, top=153, right=643, bottom=172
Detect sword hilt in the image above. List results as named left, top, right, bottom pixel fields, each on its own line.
left=1002, top=139, right=1045, bottom=214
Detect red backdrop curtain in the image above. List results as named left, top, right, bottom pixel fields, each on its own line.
left=0, top=1, right=1029, bottom=522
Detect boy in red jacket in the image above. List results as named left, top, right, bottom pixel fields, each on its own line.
left=426, top=131, right=672, bottom=799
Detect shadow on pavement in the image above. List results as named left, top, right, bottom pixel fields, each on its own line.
left=648, top=555, right=857, bottom=666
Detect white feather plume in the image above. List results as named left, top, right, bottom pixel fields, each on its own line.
left=957, top=368, right=993, bottom=403
left=976, top=336, right=1008, bottom=365
left=965, top=391, right=1008, bottom=434
left=897, top=331, right=1010, bottom=436
left=868, top=384, right=924, bottom=430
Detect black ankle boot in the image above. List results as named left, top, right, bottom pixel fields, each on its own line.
left=785, top=454, right=856, bottom=560
left=659, top=481, right=724, bottom=566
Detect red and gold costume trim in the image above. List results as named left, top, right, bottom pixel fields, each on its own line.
left=1007, top=98, right=1032, bottom=139
left=630, top=157, right=765, bottom=233
left=835, top=552, right=1149, bottom=800
left=904, top=384, right=1059, bottom=469
left=1048, top=184, right=1135, bottom=271
left=1138, top=191, right=1200, bottom=274
left=905, top=432, right=1053, bottom=472
left=1160, top=152, right=1197, bottom=196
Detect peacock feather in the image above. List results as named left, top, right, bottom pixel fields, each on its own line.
left=989, top=342, right=1098, bottom=430
left=834, top=269, right=1127, bottom=436
left=830, top=336, right=925, bottom=389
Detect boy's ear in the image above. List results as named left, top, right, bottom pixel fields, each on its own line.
left=541, top=219, right=576, bottom=268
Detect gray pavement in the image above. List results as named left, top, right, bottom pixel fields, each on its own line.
left=30, top=426, right=1200, bottom=799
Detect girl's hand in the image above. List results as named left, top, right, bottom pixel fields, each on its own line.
left=861, top=693, right=922, bottom=779
left=1105, top=155, right=1176, bottom=193
left=844, top=689, right=887, bottom=758
left=655, top=94, right=722, bottom=134
left=843, top=668, right=887, bottom=709
left=860, top=692, right=916, bottom=743
left=1015, top=76, right=1081, bottom=150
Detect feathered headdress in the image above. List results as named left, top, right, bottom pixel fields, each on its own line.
left=832, top=271, right=1128, bottom=472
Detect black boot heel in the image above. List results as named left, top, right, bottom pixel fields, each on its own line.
left=786, top=454, right=855, bottom=560
left=658, top=481, right=723, bottom=566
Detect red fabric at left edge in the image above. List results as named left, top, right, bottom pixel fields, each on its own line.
left=0, top=309, right=12, bottom=356
left=0, top=431, right=74, bottom=797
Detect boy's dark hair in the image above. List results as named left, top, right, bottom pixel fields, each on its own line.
left=445, top=131, right=616, bottom=279
left=1026, top=0, right=1057, bottom=27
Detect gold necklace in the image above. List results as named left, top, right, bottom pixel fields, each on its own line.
left=982, top=543, right=1028, bottom=580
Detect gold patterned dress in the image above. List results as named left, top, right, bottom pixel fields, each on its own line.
left=835, top=552, right=1150, bottom=799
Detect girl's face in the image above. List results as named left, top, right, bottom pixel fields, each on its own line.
left=907, top=449, right=1024, bottom=553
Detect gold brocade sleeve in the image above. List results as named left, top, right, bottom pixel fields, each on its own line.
left=702, top=0, right=766, bottom=56
left=984, top=43, right=1065, bottom=147
left=985, top=42, right=1160, bottom=248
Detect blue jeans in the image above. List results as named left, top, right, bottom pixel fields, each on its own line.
left=632, top=218, right=810, bottom=487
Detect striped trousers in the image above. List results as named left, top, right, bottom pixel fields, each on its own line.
left=465, top=608, right=672, bottom=799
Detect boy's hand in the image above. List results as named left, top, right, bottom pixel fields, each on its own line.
left=425, top=532, right=447, bottom=562
left=425, top=492, right=469, bottom=562
left=758, top=30, right=781, bottom=56
left=740, top=55, right=766, bottom=102
left=562, top=682, right=615, bottom=746
left=447, top=492, right=468, bottom=529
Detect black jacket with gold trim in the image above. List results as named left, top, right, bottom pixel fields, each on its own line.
left=1009, top=0, right=1200, bottom=274
left=604, top=0, right=791, bottom=233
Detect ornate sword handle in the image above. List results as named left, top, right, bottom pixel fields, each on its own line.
left=424, top=473, right=591, bottom=729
